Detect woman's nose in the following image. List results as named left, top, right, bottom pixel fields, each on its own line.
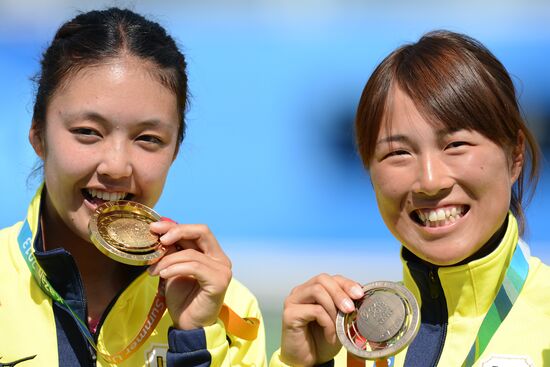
left=96, top=142, right=132, bottom=179
left=413, top=153, right=453, bottom=196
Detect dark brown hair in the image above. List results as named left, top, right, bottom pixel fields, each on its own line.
left=355, top=30, right=540, bottom=234
left=32, top=8, right=188, bottom=149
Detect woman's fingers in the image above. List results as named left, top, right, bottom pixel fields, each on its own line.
left=286, top=280, right=340, bottom=321
left=288, top=273, right=364, bottom=314
left=146, top=220, right=233, bottom=330
left=280, top=275, right=357, bottom=365
left=283, top=303, right=337, bottom=342
left=149, top=221, right=230, bottom=265
left=148, top=249, right=231, bottom=289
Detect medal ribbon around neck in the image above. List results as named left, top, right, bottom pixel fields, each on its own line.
left=17, top=219, right=260, bottom=364
left=462, top=239, right=530, bottom=367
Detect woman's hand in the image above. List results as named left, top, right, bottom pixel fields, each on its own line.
left=280, top=273, right=364, bottom=366
left=147, top=221, right=232, bottom=330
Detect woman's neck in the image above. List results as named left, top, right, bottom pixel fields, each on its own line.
left=453, top=215, right=509, bottom=266
left=41, top=194, right=130, bottom=320
left=403, top=216, right=509, bottom=268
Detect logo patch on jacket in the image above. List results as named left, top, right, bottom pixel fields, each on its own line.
left=145, top=344, right=168, bottom=367
left=0, top=355, right=36, bottom=366
left=480, top=354, right=534, bottom=367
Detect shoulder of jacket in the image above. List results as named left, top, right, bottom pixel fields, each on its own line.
left=225, top=277, right=261, bottom=316
left=0, top=221, right=24, bottom=254
left=0, top=220, right=23, bottom=237
left=519, top=256, right=550, bottom=314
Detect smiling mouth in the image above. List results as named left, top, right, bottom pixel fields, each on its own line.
left=411, top=205, right=470, bottom=227
left=82, top=189, right=132, bottom=205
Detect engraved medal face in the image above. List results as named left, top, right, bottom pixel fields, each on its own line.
left=89, top=200, right=166, bottom=266
left=336, top=281, right=420, bottom=360
left=356, top=291, right=406, bottom=342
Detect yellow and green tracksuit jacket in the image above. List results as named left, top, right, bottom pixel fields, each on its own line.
left=0, top=188, right=266, bottom=367
left=270, top=214, right=550, bottom=366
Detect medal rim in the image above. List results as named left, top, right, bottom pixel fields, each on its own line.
left=89, top=200, right=166, bottom=266
left=336, top=280, right=420, bottom=360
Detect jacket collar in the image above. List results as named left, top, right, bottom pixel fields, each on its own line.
left=402, top=213, right=519, bottom=317
left=22, top=185, right=145, bottom=312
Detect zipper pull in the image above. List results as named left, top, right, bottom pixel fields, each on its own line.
left=88, top=344, right=97, bottom=362
left=428, top=269, right=439, bottom=299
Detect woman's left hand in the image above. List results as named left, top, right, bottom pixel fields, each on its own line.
left=147, top=221, right=232, bottom=330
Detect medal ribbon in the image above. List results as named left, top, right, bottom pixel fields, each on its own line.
left=346, top=353, right=394, bottom=366
left=17, top=219, right=164, bottom=363
left=462, top=240, right=529, bottom=366
left=17, top=219, right=259, bottom=363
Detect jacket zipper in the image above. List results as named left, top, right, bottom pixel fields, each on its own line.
left=428, top=269, right=439, bottom=299
left=428, top=268, right=448, bottom=366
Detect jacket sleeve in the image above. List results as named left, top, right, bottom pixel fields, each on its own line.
left=166, top=326, right=212, bottom=366
left=167, top=321, right=234, bottom=367
left=167, top=280, right=267, bottom=367
left=269, top=350, right=335, bottom=367
left=268, top=349, right=291, bottom=367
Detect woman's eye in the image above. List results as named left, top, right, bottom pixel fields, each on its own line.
left=446, top=141, right=469, bottom=149
left=378, top=149, right=411, bottom=162
left=137, top=135, right=163, bottom=145
left=384, top=150, right=409, bottom=159
left=71, top=128, right=102, bottom=142
left=72, top=127, right=99, bottom=136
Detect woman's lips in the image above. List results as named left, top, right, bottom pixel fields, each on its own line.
left=81, top=188, right=131, bottom=206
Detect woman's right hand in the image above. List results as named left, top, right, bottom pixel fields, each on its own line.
left=280, top=274, right=365, bottom=366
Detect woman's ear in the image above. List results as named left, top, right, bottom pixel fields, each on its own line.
left=510, top=131, right=525, bottom=183
left=172, top=144, right=179, bottom=163
left=29, top=122, right=45, bottom=159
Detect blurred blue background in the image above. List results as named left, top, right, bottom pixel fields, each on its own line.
left=1, top=0, right=549, bottom=355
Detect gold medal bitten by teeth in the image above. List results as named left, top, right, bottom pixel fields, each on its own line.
left=88, top=200, right=166, bottom=266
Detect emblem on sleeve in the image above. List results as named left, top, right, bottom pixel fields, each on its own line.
left=480, top=354, right=534, bottom=367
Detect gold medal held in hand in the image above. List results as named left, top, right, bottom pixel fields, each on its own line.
left=336, top=281, right=420, bottom=360
left=88, top=200, right=166, bottom=266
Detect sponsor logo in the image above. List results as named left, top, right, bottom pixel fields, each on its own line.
left=145, top=344, right=168, bottom=367
left=480, top=354, right=535, bottom=367
left=0, top=355, right=37, bottom=367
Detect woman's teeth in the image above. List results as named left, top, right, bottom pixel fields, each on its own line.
left=87, top=189, right=127, bottom=201
left=416, top=206, right=466, bottom=227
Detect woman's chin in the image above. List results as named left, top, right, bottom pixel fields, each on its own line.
left=409, top=246, right=472, bottom=266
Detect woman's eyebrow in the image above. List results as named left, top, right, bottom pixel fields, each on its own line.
left=436, top=127, right=463, bottom=139
left=62, top=110, right=109, bottom=125
left=376, top=134, right=409, bottom=145
left=376, top=127, right=461, bottom=146
left=133, top=119, right=172, bottom=130
left=63, top=111, right=172, bottom=130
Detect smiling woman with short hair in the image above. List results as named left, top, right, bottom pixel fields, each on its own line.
left=271, top=30, right=550, bottom=367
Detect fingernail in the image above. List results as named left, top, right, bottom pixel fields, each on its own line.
left=342, top=299, right=355, bottom=313
left=350, top=285, right=364, bottom=298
